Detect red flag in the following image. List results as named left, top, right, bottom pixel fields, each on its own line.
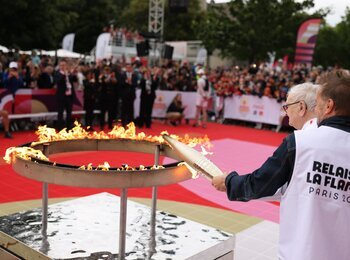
left=294, top=18, right=322, bottom=66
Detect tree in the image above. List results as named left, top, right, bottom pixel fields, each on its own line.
left=119, top=0, right=205, bottom=41
left=314, top=8, right=350, bottom=68
left=0, top=0, right=130, bottom=52
left=313, top=26, right=341, bottom=68
left=118, top=0, right=149, bottom=33
left=197, top=0, right=322, bottom=63
left=314, top=7, right=350, bottom=68
left=163, top=0, right=204, bottom=41
left=0, top=0, right=79, bottom=50
left=70, top=0, right=122, bottom=53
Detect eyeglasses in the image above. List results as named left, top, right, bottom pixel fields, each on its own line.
left=282, top=101, right=302, bottom=112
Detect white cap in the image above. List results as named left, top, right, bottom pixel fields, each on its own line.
left=9, top=61, right=18, bottom=69
left=197, top=68, right=204, bottom=75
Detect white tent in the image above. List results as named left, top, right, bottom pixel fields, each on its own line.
left=43, top=49, right=82, bottom=58
left=0, top=45, right=9, bottom=53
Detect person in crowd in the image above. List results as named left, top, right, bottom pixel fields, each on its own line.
left=3, top=61, right=24, bottom=95
left=31, top=50, right=40, bottom=66
left=37, top=65, right=54, bottom=89
left=98, top=66, right=118, bottom=130
left=3, top=61, right=24, bottom=113
left=83, top=69, right=98, bottom=129
left=0, top=109, right=12, bottom=138
left=24, top=61, right=40, bottom=89
left=212, top=69, right=350, bottom=260
left=120, top=63, right=137, bottom=127
left=166, top=93, right=186, bottom=126
left=54, top=59, right=77, bottom=130
left=138, top=68, right=158, bottom=128
left=0, top=62, right=4, bottom=88
left=193, top=69, right=211, bottom=128
left=178, top=60, right=193, bottom=91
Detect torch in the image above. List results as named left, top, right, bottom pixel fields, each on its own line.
left=162, top=134, right=224, bottom=180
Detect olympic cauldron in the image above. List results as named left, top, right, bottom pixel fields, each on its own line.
left=5, top=122, right=210, bottom=259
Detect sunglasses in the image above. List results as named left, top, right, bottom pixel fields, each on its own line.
left=282, top=100, right=302, bottom=112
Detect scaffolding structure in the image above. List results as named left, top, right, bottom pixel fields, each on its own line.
left=148, top=0, right=164, bottom=41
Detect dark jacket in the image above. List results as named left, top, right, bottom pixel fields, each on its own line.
left=54, top=71, right=77, bottom=100
left=38, top=72, right=54, bottom=89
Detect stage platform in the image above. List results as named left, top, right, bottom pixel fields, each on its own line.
left=0, top=192, right=235, bottom=259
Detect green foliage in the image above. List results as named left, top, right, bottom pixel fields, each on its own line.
left=70, top=0, right=121, bottom=53
left=197, top=0, right=321, bottom=63
left=0, top=0, right=128, bottom=52
left=119, top=0, right=205, bottom=41
left=0, top=0, right=348, bottom=69
left=118, top=0, right=149, bottom=33
left=0, top=0, right=79, bottom=50
left=0, top=0, right=203, bottom=52
left=163, top=0, right=204, bottom=41
left=314, top=7, right=350, bottom=68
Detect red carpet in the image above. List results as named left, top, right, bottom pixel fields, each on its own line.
left=0, top=121, right=287, bottom=211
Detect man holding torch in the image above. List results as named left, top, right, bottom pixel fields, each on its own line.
left=212, top=69, right=350, bottom=260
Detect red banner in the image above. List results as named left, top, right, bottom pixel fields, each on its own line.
left=0, top=89, right=84, bottom=114
left=294, top=18, right=322, bottom=66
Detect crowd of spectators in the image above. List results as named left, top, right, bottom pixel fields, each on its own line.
left=1, top=48, right=328, bottom=99
left=0, top=47, right=337, bottom=134
left=103, top=26, right=145, bottom=47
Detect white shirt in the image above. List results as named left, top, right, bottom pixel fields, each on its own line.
left=301, top=117, right=318, bottom=130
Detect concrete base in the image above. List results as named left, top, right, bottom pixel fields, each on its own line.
left=0, top=193, right=234, bottom=259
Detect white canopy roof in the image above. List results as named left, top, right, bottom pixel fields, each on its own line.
left=0, top=45, right=9, bottom=53
left=43, top=49, right=82, bottom=58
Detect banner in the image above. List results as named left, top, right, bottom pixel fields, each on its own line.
left=294, top=18, right=322, bottom=66
left=195, top=48, right=207, bottom=65
left=2, top=89, right=284, bottom=125
left=1, top=89, right=83, bottom=115
left=95, top=33, right=111, bottom=60
left=62, top=33, right=75, bottom=52
left=1, top=88, right=196, bottom=119
left=223, top=95, right=283, bottom=125
left=134, top=90, right=197, bottom=119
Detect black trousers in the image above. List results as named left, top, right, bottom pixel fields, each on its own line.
left=57, top=96, right=73, bottom=130
left=139, top=96, right=155, bottom=128
left=99, top=96, right=118, bottom=129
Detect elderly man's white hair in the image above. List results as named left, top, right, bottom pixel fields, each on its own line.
left=288, top=83, right=320, bottom=111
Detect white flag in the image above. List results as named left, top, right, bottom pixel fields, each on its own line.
left=95, top=33, right=111, bottom=60
left=195, top=48, right=207, bottom=65
left=62, top=33, right=75, bottom=52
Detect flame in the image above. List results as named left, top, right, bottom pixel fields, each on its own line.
left=96, top=161, right=111, bottom=171
left=32, top=121, right=210, bottom=146
left=3, top=147, right=49, bottom=164
left=4, top=121, right=212, bottom=175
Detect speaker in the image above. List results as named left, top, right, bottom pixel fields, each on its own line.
left=136, top=41, right=149, bottom=57
left=169, top=0, right=188, bottom=13
left=163, top=45, right=174, bottom=60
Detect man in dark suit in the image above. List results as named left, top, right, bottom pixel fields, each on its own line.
left=138, top=68, right=159, bottom=128
left=120, top=63, right=138, bottom=126
left=54, top=60, right=77, bottom=130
